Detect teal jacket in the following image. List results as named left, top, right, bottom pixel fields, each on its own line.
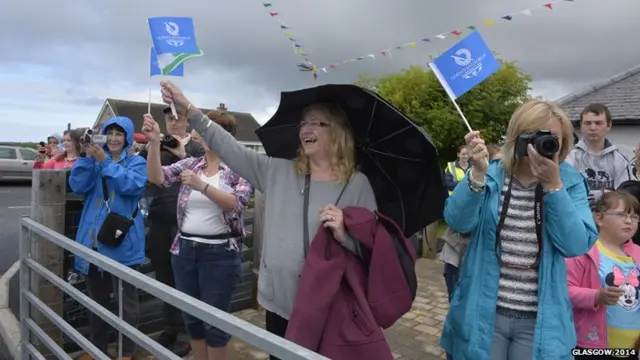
left=440, top=160, right=597, bottom=360
left=69, top=117, right=147, bottom=274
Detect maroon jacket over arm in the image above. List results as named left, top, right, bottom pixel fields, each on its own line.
left=285, top=206, right=416, bottom=360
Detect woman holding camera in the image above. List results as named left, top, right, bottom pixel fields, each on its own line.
left=70, top=117, right=147, bottom=360
left=440, top=100, right=598, bottom=360
left=34, top=130, right=82, bottom=169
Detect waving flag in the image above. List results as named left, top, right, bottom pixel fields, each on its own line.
left=148, top=17, right=202, bottom=75
left=150, top=46, right=183, bottom=76
left=429, top=31, right=500, bottom=100
left=429, top=31, right=500, bottom=131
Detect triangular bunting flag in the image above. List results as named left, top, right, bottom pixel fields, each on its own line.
left=262, top=2, right=272, bottom=7
left=451, top=30, right=462, bottom=36
left=466, top=26, right=476, bottom=30
left=269, top=12, right=279, bottom=16
left=435, top=34, right=447, bottom=39
left=502, top=15, right=513, bottom=20
left=484, top=20, right=495, bottom=25
left=521, top=9, right=532, bottom=16
left=420, top=38, right=430, bottom=42
left=544, top=3, right=553, bottom=9
left=409, top=42, right=416, bottom=48
left=280, top=24, right=289, bottom=29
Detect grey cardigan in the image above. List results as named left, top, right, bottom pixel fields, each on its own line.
left=188, top=111, right=377, bottom=319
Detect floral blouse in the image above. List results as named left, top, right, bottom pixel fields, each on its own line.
left=161, top=156, right=252, bottom=254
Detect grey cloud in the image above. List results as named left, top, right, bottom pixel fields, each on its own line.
left=2, top=0, right=639, bottom=112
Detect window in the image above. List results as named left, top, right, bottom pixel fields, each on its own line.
left=0, top=148, right=17, bottom=159
left=19, top=149, right=38, bottom=161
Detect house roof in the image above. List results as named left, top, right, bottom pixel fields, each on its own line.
left=101, top=98, right=261, bottom=143
left=556, top=63, right=640, bottom=124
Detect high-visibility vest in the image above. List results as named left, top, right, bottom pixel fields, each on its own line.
left=445, top=162, right=466, bottom=195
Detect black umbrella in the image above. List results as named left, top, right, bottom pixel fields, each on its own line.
left=255, top=84, right=447, bottom=237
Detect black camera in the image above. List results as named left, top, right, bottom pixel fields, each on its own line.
left=161, top=135, right=179, bottom=149
left=515, top=130, right=559, bottom=159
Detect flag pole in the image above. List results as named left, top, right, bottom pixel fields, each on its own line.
left=450, top=98, right=473, bottom=132
left=147, top=76, right=152, bottom=114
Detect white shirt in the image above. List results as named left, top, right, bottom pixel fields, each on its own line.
left=180, top=171, right=231, bottom=244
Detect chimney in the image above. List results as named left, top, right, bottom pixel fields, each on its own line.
left=218, top=103, right=227, bottom=111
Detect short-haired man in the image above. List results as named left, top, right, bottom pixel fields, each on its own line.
left=565, top=103, right=633, bottom=207
left=139, top=107, right=204, bottom=355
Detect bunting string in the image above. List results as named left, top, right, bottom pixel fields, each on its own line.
left=314, top=0, right=572, bottom=75
left=261, top=1, right=320, bottom=79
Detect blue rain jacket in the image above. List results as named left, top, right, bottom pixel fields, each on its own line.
left=69, top=117, right=147, bottom=275
left=440, top=160, right=597, bottom=360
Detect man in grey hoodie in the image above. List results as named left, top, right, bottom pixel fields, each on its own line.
left=565, top=103, right=633, bottom=207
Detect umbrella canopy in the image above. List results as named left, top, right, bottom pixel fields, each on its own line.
left=255, top=84, right=447, bottom=236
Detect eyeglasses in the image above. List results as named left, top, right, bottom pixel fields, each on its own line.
left=299, top=120, right=329, bottom=129
left=602, top=212, right=640, bottom=223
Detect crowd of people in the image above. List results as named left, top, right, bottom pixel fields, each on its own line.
left=33, top=81, right=640, bottom=360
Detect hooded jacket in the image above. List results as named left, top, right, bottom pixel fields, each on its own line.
left=69, top=117, right=147, bottom=275
left=566, top=240, right=640, bottom=349
left=285, top=207, right=415, bottom=360
left=440, top=160, right=598, bottom=360
left=566, top=139, right=633, bottom=204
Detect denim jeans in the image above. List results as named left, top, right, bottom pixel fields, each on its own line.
left=490, top=313, right=536, bottom=360
left=171, top=239, right=241, bottom=347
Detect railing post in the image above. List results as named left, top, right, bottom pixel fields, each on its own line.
left=29, top=170, right=67, bottom=358
left=251, top=190, right=265, bottom=309
left=19, top=223, right=32, bottom=360
left=117, top=278, right=123, bottom=360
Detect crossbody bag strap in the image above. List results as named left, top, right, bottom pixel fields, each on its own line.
left=100, top=157, right=139, bottom=219
left=302, top=174, right=352, bottom=258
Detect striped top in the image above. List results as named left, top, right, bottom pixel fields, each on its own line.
left=496, top=176, right=540, bottom=319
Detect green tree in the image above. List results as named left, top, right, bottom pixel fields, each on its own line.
left=355, top=60, right=532, bottom=162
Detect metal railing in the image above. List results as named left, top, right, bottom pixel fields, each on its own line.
left=19, top=217, right=329, bottom=360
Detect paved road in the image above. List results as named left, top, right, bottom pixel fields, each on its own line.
left=0, top=183, right=31, bottom=273
left=0, top=182, right=31, bottom=319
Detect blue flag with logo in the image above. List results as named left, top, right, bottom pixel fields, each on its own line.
left=429, top=31, right=500, bottom=100
left=150, top=47, right=183, bottom=76
left=148, top=17, right=202, bottom=75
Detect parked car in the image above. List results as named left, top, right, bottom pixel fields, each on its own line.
left=0, top=145, right=38, bottom=182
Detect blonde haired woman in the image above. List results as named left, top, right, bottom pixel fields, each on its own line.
left=152, top=81, right=376, bottom=360
left=440, top=100, right=598, bottom=360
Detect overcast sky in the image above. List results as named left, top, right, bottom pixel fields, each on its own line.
left=1, top=0, right=639, bottom=141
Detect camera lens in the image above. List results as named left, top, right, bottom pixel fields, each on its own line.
left=537, top=137, right=559, bottom=158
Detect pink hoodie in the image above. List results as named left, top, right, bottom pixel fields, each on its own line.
left=33, top=154, right=76, bottom=169
left=566, top=240, right=640, bottom=349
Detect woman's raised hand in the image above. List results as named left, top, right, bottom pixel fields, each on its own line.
left=160, top=80, right=191, bottom=115
left=142, top=114, right=161, bottom=143
left=464, top=131, right=489, bottom=175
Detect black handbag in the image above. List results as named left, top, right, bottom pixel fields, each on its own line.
left=96, top=177, right=139, bottom=248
